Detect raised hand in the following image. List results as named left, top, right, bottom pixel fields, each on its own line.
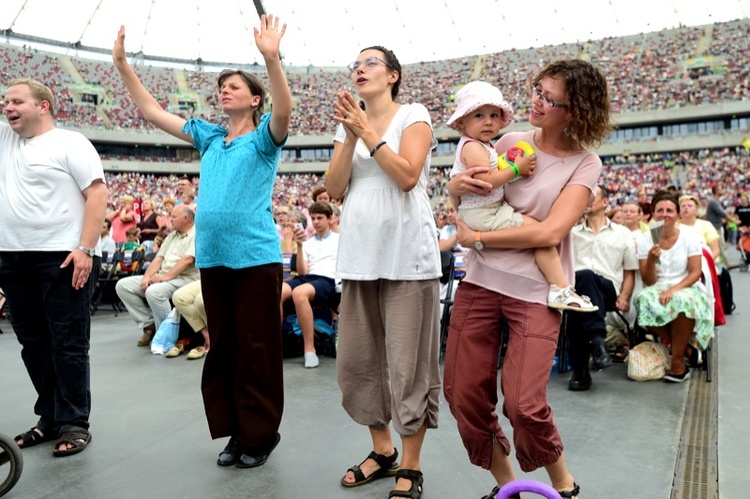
left=112, top=26, right=128, bottom=67
left=254, top=14, right=286, bottom=59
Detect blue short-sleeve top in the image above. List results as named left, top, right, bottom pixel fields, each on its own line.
left=182, top=113, right=287, bottom=269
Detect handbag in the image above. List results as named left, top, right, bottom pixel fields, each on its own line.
left=626, top=341, right=670, bottom=381
left=151, top=308, right=181, bottom=355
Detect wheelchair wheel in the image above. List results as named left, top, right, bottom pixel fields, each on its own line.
left=0, top=433, right=23, bottom=497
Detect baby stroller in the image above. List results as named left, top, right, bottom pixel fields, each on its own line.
left=738, top=228, right=750, bottom=272
left=0, top=433, right=23, bottom=497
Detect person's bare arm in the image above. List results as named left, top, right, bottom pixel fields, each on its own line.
left=439, top=234, right=459, bottom=252
left=255, top=15, right=291, bottom=145
left=294, top=229, right=309, bottom=275
left=152, top=255, right=195, bottom=282
left=60, top=179, right=109, bottom=289
left=446, top=166, right=494, bottom=209
left=119, top=208, right=135, bottom=223
left=326, top=138, right=356, bottom=199
left=467, top=143, right=536, bottom=190
left=616, top=270, right=635, bottom=312
left=708, top=239, right=720, bottom=260
left=657, top=254, right=702, bottom=306
left=455, top=184, right=591, bottom=249
left=113, top=26, right=191, bottom=142
left=639, top=245, right=660, bottom=286
left=333, top=92, right=432, bottom=192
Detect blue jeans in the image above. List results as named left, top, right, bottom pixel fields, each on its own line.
left=0, top=251, right=93, bottom=433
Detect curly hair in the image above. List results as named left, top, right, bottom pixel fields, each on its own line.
left=532, top=60, right=614, bottom=148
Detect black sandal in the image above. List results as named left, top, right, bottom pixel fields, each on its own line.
left=217, top=436, right=241, bottom=466
left=52, top=429, right=92, bottom=457
left=14, top=426, right=55, bottom=449
left=559, top=482, right=581, bottom=498
left=481, top=485, right=520, bottom=499
left=340, top=448, right=399, bottom=487
left=389, top=469, right=423, bottom=498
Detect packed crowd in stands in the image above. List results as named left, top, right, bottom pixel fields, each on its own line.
left=2, top=18, right=749, bottom=135
left=104, top=146, right=750, bottom=226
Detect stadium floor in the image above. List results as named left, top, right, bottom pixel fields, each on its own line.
left=1, top=249, right=747, bottom=499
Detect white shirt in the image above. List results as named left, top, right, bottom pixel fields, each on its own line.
left=0, top=123, right=105, bottom=251
left=334, top=104, right=440, bottom=280
left=571, top=218, right=639, bottom=295
left=98, top=235, right=117, bottom=258
left=637, top=225, right=702, bottom=286
left=302, top=231, right=339, bottom=280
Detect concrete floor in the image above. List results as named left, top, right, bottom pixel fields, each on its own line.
left=1, top=253, right=747, bottom=499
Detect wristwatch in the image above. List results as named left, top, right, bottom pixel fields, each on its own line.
left=473, top=231, right=484, bottom=251
left=77, top=245, right=95, bottom=257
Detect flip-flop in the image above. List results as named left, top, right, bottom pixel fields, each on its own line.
left=53, top=429, right=92, bottom=457
left=14, top=426, right=55, bottom=449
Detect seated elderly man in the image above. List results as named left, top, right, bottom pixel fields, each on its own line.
left=280, top=202, right=339, bottom=368
left=116, top=205, right=199, bottom=347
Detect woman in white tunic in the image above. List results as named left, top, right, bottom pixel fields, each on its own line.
left=326, top=46, right=440, bottom=499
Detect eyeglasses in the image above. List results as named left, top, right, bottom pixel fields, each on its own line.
left=532, top=84, right=569, bottom=109
left=347, top=56, right=393, bottom=74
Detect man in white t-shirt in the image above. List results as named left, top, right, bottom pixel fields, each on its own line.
left=280, top=202, right=340, bottom=368
left=0, top=78, right=108, bottom=457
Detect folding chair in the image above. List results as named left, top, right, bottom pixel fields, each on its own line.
left=92, top=250, right=125, bottom=315
left=438, top=250, right=456, bottom=358
left=130, top=248, right=146, bottom=275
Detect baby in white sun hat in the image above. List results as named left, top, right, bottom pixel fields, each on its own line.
left=448, top=81, right=597, bottom=312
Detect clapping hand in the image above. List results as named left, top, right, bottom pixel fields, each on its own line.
left=333, top=91, right=368, bottom=140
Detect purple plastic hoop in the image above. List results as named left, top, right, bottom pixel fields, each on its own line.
left=495, top=479, right=561, bottom=499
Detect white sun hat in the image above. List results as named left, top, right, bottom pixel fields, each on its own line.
left=446, top=81, right=515, bottom=130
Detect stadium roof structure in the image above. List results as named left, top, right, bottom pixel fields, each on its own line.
left=1, top=0, right=748, bottom=68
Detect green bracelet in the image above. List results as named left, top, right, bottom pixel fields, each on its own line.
left=508, top=161, right=521, bottom=181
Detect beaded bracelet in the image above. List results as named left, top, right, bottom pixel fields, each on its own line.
left=370, top=140, right=387, bottom=157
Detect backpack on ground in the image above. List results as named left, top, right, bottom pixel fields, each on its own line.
left=718, top=267, right=735, bottom=315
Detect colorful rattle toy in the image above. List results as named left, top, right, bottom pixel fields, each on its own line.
left=497, top=141, right=535, bottom=176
